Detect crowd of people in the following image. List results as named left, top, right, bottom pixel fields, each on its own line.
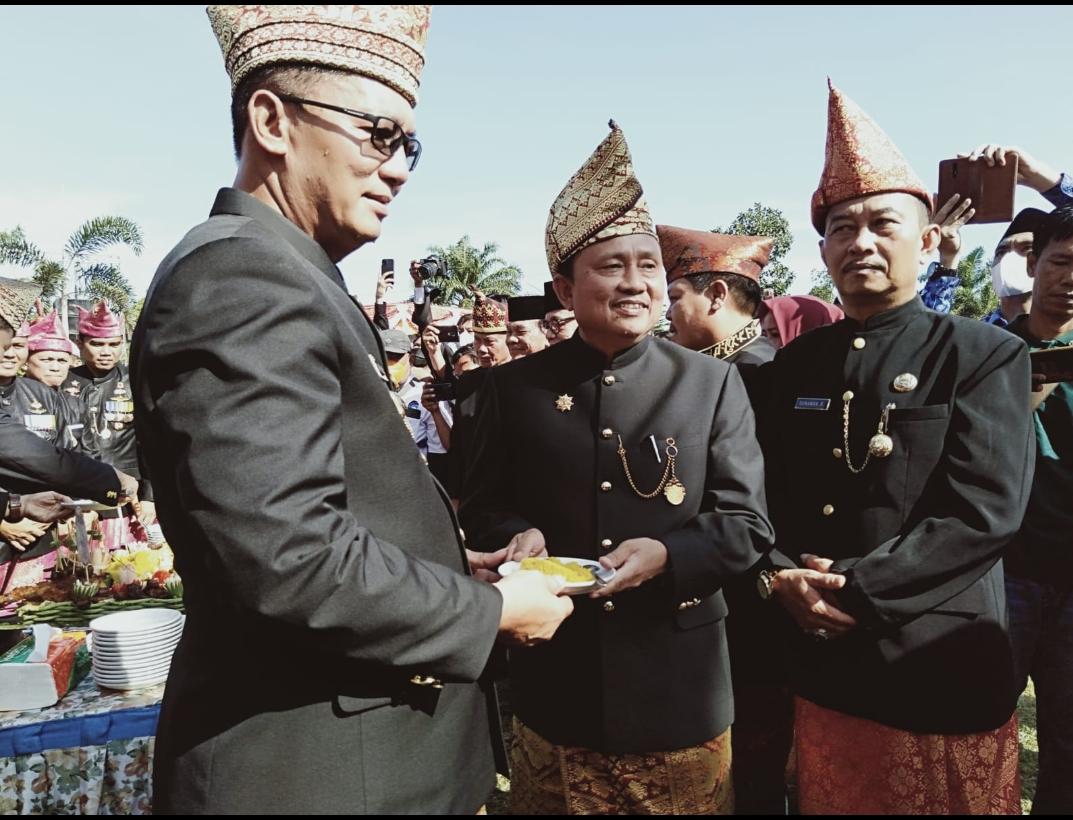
left=2, top=4, right=1071, bottom=817
left=0, top=293, right=149, bottom=593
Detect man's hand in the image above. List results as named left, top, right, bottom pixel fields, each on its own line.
left=409, top=261, right=425, bottom=288
left=420, top=381, right=441, bottom=414
left=136, top=499, right=157, bottom=526
left=771, top=560, right=857, bottom=637
left=375, top=270, right=394, bottom=302
left=800, top=553, right=836, bottom=573
left=1031, top=374, right=1060, bottom=410
left=115, top=469, right=140, bottom=505
left=590, top=538, right=667, bottom=597
left=495, top=570, right=574, bottom=646
left=22, top=492, right=76, bottom=525
left=467, top=547, right=508, bottom=583
left=421, top=325, right=441, bottom=356
left=503, top=528, right=548, bottom=563
left=960, top=144, right=1062, bottom=193
left=0, top=519, right=50, bottom=551
left=931, top=194, right=975, bottom=269
left=466, top=530, right=548, bottom=582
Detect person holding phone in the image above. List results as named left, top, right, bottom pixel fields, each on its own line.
left=961, top=145, right=1073, bottom=209
left=1003, top=206, right=1073, bottom=814
left=420, top=378, right=454, bottom=484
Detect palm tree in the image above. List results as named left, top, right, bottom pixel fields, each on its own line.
left=0, top=217, right=143, bottom=333
left=423, top=236, right=522, bottom=307
left=949, top=246, right=996, bottom=320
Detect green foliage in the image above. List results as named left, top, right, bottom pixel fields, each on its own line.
left=714, top=202, right=795, bottom=296
left=0, top=227, right=45, bottom=268
left=32, top=261, right=66, bottom=301
left=64, top=216, right=143, bottom=262
left=808, top=268, right=835, bottom=303
left=423, top=236, right=523, bottom=307
left=950, top=247, right=996, bottom=320
left=0, top=217, right=143, bottom=322
left=80, top=263, right=136, bottom=318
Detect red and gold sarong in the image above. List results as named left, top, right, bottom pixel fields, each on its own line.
left=509, top=718, right=733, bottom=815
left=795, top=697, right=1020, bottom=815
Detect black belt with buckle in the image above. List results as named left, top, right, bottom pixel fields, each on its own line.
left=98, top=504, right=135, bottom=520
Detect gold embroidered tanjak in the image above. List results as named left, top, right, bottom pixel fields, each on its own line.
left=545, top=120, right=656, bottom=275
left=207, top=5, right=431, bottom=105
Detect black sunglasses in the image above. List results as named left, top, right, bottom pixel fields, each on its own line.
left=277, top=94, right=422, bottom=171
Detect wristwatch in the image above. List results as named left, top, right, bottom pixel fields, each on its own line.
left=4, top=494, right=23, bottom=524
left=757, top=569, right=779, bottom=601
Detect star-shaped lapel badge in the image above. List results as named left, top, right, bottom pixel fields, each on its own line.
left=555, top=394, right=574, bottom=413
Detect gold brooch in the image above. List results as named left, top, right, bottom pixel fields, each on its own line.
left=555, top=394, right=574, bottom=412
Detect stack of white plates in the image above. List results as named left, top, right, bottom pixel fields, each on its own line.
left=90, top=609, right=183, bottom=690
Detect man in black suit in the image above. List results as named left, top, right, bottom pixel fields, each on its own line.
left=658, top=224, right=790, bottom=813
left=753, top=81, right=1033, bottom=815
left=460, top=121, right=775, bottom=815
left=131, top=6, right=571, bottom=815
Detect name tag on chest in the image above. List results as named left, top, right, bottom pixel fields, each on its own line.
left=794, top=397, right=831, bottom=411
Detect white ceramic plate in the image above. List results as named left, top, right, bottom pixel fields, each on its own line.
left=93, top=642, right=179, bottom=661
left=94, top=672, right=170, bottom=691
left=498, top=557, right=615, bottom=595
left=92, top=648, right=175, bottom=665
left=90, top=609, right=183, bottom=635
left=93, top=662, right=172, bottom=679
left=93, top=660, right=172, bottom=678
left=94, top=670, right=171, bottom=683
left=92, top=625, right=183, bottom=646
left=95, top=635, right=183, bottom=652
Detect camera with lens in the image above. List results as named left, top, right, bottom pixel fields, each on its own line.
left=416, top=255, right=446, bottom=280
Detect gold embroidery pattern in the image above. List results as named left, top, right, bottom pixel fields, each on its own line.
left=657, top=227, right=773, bottom=283
left=795, top=697, right=1020, bottom=815
left=509, top=718, right=734, bottom=815
left=545, top=121, right=656, bottom=275
left=700, top=319, right=763, bottom=361
left=810, top=80, right=932, bottom=234
left=207, top=5, right=431, bottom=104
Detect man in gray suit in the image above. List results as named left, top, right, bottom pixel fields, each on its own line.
left=131, top=6, right=571, bottom=814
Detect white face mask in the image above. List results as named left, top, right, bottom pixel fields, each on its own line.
left=991, top=253, right=1034, bottom=298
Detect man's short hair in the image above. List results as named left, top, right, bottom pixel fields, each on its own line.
left=913, top=196, right=931, bottom=228
left=452, top=344, right=476, bottom=366
left=681, top=271, right=763, bottom=316
left=231, top=63, right=346, bottom=158
left=1032, top=206, right=1073, bottom=258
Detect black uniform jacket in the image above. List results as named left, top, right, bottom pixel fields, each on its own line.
left=461, top=332, right=775, bottom=753
left=758, top=297, right=1034, bottom=733
left=0, top=419, right=120, bottom=503
left=131, top=188, right=503, bottom=814
left=69, top=363, right=151, bottom=498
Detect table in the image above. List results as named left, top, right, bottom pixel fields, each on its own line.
left=0, top=675, right=163, bottom=814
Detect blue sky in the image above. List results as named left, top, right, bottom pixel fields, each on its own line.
left=2, top=5, right=1071, bottom=304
